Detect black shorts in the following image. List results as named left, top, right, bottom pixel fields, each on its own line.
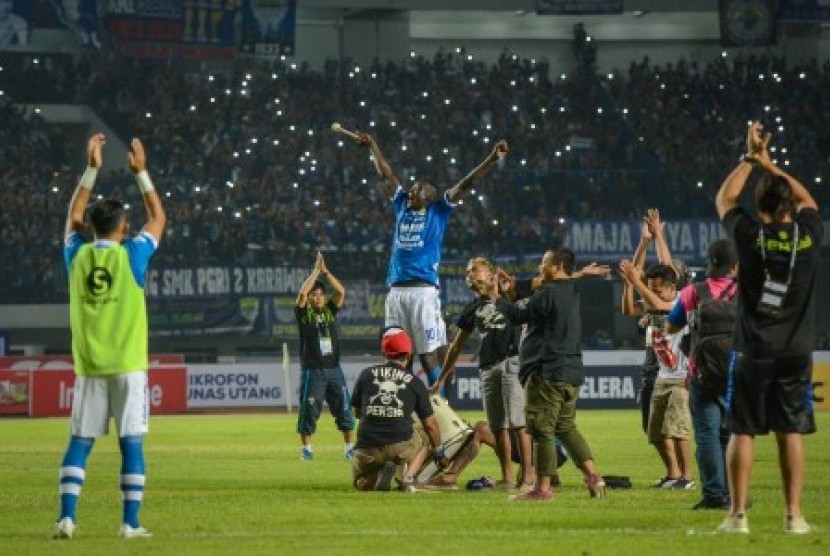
left=726, top=352, right=816, bottom=435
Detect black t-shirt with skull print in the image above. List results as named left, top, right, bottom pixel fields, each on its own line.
left=351, top=362, right=433, bottom=449
left=456, top=297, right=520, bottom=368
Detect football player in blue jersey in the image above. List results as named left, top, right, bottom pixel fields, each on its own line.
left=352, top=131, right=508, bottom=387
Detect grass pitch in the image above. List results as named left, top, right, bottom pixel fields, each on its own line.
left=1, top=410, right=828, bottom=555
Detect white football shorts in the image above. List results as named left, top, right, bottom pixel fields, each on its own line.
left=70, top=371, right=149, bottom=438
left=385, top=286, right=447, bottom=355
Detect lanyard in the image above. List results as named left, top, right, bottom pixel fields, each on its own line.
left=758, top=222, right=798, bottom=285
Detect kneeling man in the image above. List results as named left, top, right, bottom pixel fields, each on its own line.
left=351, top=327, right=446, bottom=491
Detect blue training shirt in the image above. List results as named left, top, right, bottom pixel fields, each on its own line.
left=386, top=185, right=455, bottom=286
left=64, top=231, right=158, bottom=288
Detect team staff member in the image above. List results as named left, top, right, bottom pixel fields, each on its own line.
left=295, top=252, right=354, bottom=461
left=494, top=248, right=606, bottom=501
left=714, top=121, right=822, bottom=534
left=54, top=134, right=166, bottom=540
left=350, top=327, right=446, bottom=491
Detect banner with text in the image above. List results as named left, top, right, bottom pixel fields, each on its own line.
left=104, top=0, right=241, bottom=59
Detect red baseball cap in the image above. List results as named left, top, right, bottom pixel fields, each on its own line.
left=381, top=327, right=413, bottom=359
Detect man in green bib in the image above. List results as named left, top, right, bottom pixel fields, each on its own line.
left=53, top=133, right=166, bottom=540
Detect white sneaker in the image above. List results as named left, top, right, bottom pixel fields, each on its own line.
left=119, top=524, right=152, bottom=539
left=785, top=515, right=812, bottom=534
left=717, top=514, right=749, bottom=534
left=52, top=517, right=76, bottom=539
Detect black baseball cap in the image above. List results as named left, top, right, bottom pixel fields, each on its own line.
left=707, top=239, right=737, bottom=278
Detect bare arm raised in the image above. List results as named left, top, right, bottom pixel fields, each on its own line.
left=446, top=140, right=508, bottom=204
left=129, top=138, right=167, bottom=243
left=716, top=122, right=769, bottom=219
left=65, top=133, right=105, bottom=238
left=358, top=133, right=400, bottom=198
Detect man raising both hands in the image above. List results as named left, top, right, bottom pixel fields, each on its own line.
left=352, top=132, right=508, bottom=387
left=714, top=122, right=822, bottom=534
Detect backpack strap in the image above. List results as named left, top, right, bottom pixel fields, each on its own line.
left=694, top=282, right=711, bottom=302
left=715, top=279, right=737, bottom=301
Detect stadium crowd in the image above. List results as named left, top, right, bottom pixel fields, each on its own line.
left=0, top=48, right=828, bottom=304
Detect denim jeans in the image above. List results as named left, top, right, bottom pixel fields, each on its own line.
left=689, top=377, right=729, bottom=501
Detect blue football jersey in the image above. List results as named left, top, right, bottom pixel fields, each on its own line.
left=386, top=186, right=455, bottom=286
left=64, top=231, right=158, bottom=288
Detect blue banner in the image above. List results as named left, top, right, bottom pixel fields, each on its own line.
left=239, top=0, right=296, bottom=57
left=535, top=0, right=623, bottom=15
left=778, top=0, right=830, bottom=21
left=719, top=0, right=777, bottom=46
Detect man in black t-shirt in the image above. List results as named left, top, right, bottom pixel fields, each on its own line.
left=433, top=257, right=534, bottom=490
left=714, top=121, right=822, bottom=535
left=295, top=252, right=354, bottom=462
left=350, top=327, right=445, bottom=491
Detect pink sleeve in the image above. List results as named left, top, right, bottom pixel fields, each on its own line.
left=678, top=284, right=697, bottom=311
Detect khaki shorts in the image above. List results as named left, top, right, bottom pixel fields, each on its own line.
left=352, top=431, right=424, bottom=487
left=481, top=356, right=525, bottom=430
left=648, top=378, right=691, bottom=443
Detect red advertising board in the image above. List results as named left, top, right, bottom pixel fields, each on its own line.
left=0, top=370, right=30, bottom=415
left=0, top=354, right=184, bottom=370
left=30, top=367, right=188, bottom=417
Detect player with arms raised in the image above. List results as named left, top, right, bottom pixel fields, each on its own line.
left=53, top=134, right=166, bottom=540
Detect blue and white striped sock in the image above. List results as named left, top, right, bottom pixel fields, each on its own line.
left=119, top=435, right=146, bottom=528
left=58, top=436, right=94, bottom=521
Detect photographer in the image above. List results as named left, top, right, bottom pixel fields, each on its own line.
left=713, top=122, right=822, bottom=534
